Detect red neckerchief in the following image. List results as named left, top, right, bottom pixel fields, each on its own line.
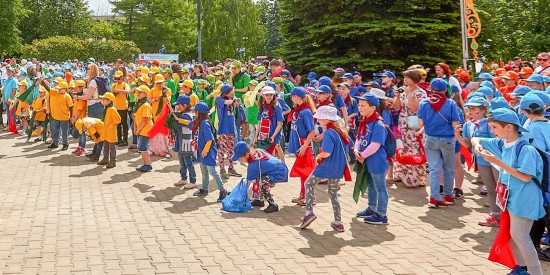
left=316, top=99, right=332, bottom=108
left=246, top=149, right=270, bottom=163
left=429, top=92, right=447, bottom=112
left=326, top=123, right=350, bottom=145
left=262, top=102, right=274, bottom=120
left=344, top=95, right=352, bottom=107
left=358, top=112, right=381, bottom=136
left=287, top=103, right=310, bottom=123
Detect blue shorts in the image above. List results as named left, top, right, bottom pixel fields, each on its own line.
left=137, top=136, right=149, bottom=152
left=455, top=141, right=460, bottom=153
left=35, top=121, right=44, bottom=127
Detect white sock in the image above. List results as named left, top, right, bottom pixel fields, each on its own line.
left=333, top=221, right=341, bottom=225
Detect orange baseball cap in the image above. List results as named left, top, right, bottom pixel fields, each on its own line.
left=459, top=71, right=470, bottom=81
left=502, top=71, right=519, bottom=81
left=519, top=67, right=533, bottom=75
left=454, top=68, right=464, bottom=75
left=495, top=68, right=506, bottom=76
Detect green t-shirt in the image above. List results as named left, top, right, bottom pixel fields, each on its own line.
left=166, top=79, right=177, bottom=103
left=196, top=89, right=209, bottom=103
left=232, top=72, right=250, bottom=99
left=129, top=83, right=138, bottom=103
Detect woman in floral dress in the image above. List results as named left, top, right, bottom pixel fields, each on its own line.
left=392, top=69, right=428, bottom=188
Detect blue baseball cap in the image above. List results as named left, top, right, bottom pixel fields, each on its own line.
left=353, top=71, right=362, bottom=76
left=192, top=102, right=210, bottom=114
left=520, top=94, right=544, bottom=111
left=543, top=76, right=550, bottom=83
left=174, top=95, right=190, bottom=105
left=340, top=73, right=353, bottom=80
left=362, top=81, right=380, bottom=89
left=477, top=87, right=494, bottom=98
left=430, top=78, right=448, bottom=93
left=490, top=97, right=509, bottom=111
left=382, top=71, right=396, bottom=79
left=451, top=85, right=460, bottom=93
left=509, top=85, right=531, bottom=97
left=547, top=86, right=550, bottom=94
left=290, top=87, right=307, bottom=98
left=489, top=108, right=527, bottom=132
left=526, top=90, right=550, bottom=104
left=480, top=80, right=495, bottom=91
left=319, top=76, right=331, bottom=86
left=358, top=86, right=367, bottom=93
left=308, top=79, right=318, bottom=88
left=474, top=72, right=493, bottom=81
left=231, top=141, right=249, bottom=161
left=355, top=93, right=380, bottom=107
left=467, top=92, right=486, bottom=101
left=307, top=71, right=317, bottom=81
left=464, top=97, right=489, bottom=107
left=526, top=74, right=544, bottom=84
left=316, top=85, right=332, bottom=94
left=221, top=84, right=234, bottom=94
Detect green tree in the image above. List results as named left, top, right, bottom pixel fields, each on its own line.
left=38, top=0, right=92, bottom=38
left=277, top=0, right=461, bottom=74
left=89, top=20, right=125, bottom=40
left=111, top=0, right=197, bottom=57
left=0, top=0, right=28, bottom=59
left=258, top=0, right=282, bottom=57
left=475, top=0, right=550, bottom=61
left=20, top=0, right=41, bottom=44
left=201, top=0, right=266, bottom=61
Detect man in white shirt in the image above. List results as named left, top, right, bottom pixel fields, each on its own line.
left=534, top=52, right=550, bottom=75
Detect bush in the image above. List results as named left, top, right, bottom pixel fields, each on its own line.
left=21, top=36, right=141, bottom=62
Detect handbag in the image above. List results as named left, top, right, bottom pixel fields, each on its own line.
left=406, top=115, right=420, bottom=130
left=395, top=135, right=427, bottom=165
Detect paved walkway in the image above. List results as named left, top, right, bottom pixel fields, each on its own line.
left=0, top=131, right=548, bottom=274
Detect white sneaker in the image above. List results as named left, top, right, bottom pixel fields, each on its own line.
left=184, top=182, right=198, bottom=189
left=174, top=180, right=188, bottom=186
left=165, top=154, right=172, bottom=159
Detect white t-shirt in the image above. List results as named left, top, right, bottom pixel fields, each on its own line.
left=0, top=68, right=7, bottom=80
left=86, top=79, right=99, bottom=106
left=534, top=65, right=550, bottom=75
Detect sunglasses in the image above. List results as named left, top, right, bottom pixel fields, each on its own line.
left=538, top=58, right=549, bottom=61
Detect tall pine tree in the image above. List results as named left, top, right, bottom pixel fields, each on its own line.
left=278, top=0, right=461, bottom=74
left=38, top=0, right=92, bottom=38
left=0, top=0, right=27, bottom=58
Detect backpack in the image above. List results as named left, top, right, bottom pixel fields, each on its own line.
left=383, top=124, right=397, bottom=157
left=222, top=179, right=252, bottom=213
left=499, top=139, right=550, bottom=206
left=93, top=77, right=110, bottom=96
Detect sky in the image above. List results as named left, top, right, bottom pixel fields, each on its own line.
left=87, top=0, right=113, bottom=16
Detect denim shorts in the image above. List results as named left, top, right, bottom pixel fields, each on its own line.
left=137, top=136, right=149, bottom=152
left=35, top=121, right=44, bottom=127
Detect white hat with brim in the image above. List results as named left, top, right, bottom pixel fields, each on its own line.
left=260, top=86, right=276, bottom=95
left=313, top=105, right=340, bottom=121
left=369, top=88, right=388, bottom=99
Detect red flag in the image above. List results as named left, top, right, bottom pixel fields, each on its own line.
left=343, top=163, right=352, bottom=182
left=460, top=144, right=473, bottom=171
left=8, top=110, right=18, bottom=134
left=488, top=210, right=517, bottom=268
left=148, top=104, right=170, bottom=139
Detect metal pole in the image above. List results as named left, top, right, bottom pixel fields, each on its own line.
left=460, top=0, right=468, bottom=70
left=197, top=0, right=202, bottom=63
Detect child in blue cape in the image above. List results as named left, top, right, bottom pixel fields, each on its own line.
left=231, top=141, right=288, bottom=213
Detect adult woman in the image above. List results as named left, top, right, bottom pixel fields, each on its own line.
left=392, top=69, right=428, bottom=188
left=434, top=63, right=461, bottom=93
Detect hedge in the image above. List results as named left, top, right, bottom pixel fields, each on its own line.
left=21, top=36, right=141, bottom=62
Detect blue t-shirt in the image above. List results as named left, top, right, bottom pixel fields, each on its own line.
left=417, top=99, right=461, bottom=138
left=462, top=118, right=494, bottom=166
left=350, top=87, right=359, bottom=97
left=256, top=104, right=284, bottom=144
left=357, top=120, right=389, bottom=174
left=526, top=120, right=550, bottom=152
left=344, top=97, right=359, bottom=129
left=216, top=97, right=236, bottom=135
left=288, top=108, right=315, bottom=154
left=380, top=109, right=393, bottom=130
left=278, top=97, right=290, bottom=112
left=246, top=149, right=289, bottom=183
left=3, top=77, right=18, bottom=101
left=313, top=129, right=348, bottom=179
left=197, top=120, right=217, bottom=166
left=480, top=137, right=545, bottom=220
left=333, top=93, right=346, bottom=114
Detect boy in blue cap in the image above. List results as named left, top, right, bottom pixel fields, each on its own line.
left=231, top=141, right=288, bottom=213
left=170, top=95, right=197, bottom=189
left=471, top=108, right=545, bottom=275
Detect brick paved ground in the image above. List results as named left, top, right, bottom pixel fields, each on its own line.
left=0, top=131, right=549, bottom=274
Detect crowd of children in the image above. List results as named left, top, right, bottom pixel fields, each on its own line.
left=3, top=54, right=550, bottom=274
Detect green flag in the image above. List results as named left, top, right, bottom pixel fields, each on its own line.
left=353, top=162, right=372, bottom=203
left=26, top=112, right=37, bottom=141
left=15, top=78, right=37, bottom=103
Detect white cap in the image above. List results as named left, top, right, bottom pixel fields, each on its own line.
left=369, top=88, right=388, bottom=99
left=313, top=105, right=340, bottom=121
left=260, top=86, right=276, bottom=95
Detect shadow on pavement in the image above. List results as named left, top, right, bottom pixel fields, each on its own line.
left=68, top=166, right=105, bottom=177
left=459, top=227, right=498, bottom=253
left=103, top=171, right=143, bottom=185
left=389, top=185, right=429, bottom=207
left=165, top=197, right=218, bottom=214
left=418, top=204, right=473, bottom=230
left=42, top=154, right=91, bottom=167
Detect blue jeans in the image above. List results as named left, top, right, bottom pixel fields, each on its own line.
left=78, top=130, right=86, bottom=147
left=200, top=163, right=224, bottom=190
left=85, top=102, right=104, bottom=150
left=92, top=141, right=103, bottom=158
left=367, top=173, right=389, bottom=216
left=425, top=136, right=455, bottom=200
left=178, top=152, right=196, bottom=183
left=50, top=119, right=69, bottom=145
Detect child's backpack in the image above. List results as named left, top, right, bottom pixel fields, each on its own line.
left=499, top=139, right=550, bottom=206
left=222, top=179, right=252, bottom=213
left=382, top=123, right=397, bottom=157
left=93, top=77, right=110, bottom=96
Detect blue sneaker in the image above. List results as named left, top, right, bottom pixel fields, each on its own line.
left=507, top=265, right=528, bottom=275
left=364, top=213, right=389, bottom=225
left=356, top=208, right=376, bottom=218
left=136, top=164, right=152, bottom=172
left=542, top=232, right=550, bottom=246
left=300, top=212, right=317, bottom=229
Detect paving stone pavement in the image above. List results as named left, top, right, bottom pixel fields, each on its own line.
left=0, top=131, right=549, bottom=275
